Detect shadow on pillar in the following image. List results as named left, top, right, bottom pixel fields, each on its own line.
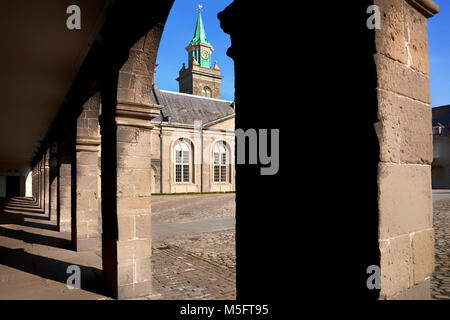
left=57, top=138, right=73, bottom=235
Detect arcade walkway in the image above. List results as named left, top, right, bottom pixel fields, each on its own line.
left=0, top=197, right=105, bottom=299
left=0, top=196, right=236, bottom=300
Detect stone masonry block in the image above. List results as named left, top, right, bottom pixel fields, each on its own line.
left=380, top=234, right=412, bottom=298
left=117, top=88, right=135, bottom=103
left=118, top=72, right=132, bottom=89
left=135, top=129, right=152, bottom=145
left=412, top=228, right=434, bottom=284
left=376, top=89, right=433, bottom=164
left=117, top=154, right=151, bottom=169
left=117, top=197, right=151, bottom=215
left=136, top=214, right=151, bottom=239
left=378, top=163, right=432, bottom=239
left=87, top=220, right=100, bottom=238
left=77, top=176, right=98, bottom=191
left=117, top=127, right=139, bottom=143
left=117, top=239, right=151, bottom=260
left=77, top=152, right=98, bottom=166
left=133, top=172, right=152, bottom=197
left=374, top=0, right=408, bottom=64
left=405, top=1, right=430, bottom=74
left=117, top=280, right=152, bottom=300
left=117, top=142, right=151, bottom=157
left=135, top=257, right=152, bottom=283
left=118, top=215, right=136, bottom=241
left=77, top=165, right=98, bottom=177
left=77, top=221, right=88, bottom=238
left=118, top=259, right=134, bottom=286
left=374, top=53, right=430, bottom=104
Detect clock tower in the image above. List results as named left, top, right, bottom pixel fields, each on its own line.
left=177, top=5, right=223, bottom=99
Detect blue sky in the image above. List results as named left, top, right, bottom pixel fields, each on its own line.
left=157, top=1, right=447, bottom=105
left=156, top=0, right=234, bottom=101
left=429, top=0, right=450, bottom=107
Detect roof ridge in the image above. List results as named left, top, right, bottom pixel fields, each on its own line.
left=158, top=89, right=234, bottom=103
left=432, top=105, right=450, bottom=109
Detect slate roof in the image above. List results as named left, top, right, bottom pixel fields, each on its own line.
left=150, top=86, right=235, bottom=125
left=432, top=105, right=450, bottom=135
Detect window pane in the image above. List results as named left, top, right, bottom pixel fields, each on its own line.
left=221, top=165, right=227, bottom=182
left=180, top=142, right=189, bottom=152
left=221, top=153, right=226, bottom=164
left=214, top=152, right=220, bottom=165
left=176, top=150, right=182, bottom=164
left=176, top=164, right=182, bottom=182
left=183, top=151, right=190, bottom=164
left=183, top=165, right=189, bottom=182
left=214, top=165, right=220, bottom=182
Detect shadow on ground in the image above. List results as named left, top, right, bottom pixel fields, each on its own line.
left=0, top=197, right=109, bottom=297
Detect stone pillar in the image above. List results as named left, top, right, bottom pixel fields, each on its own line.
left=43, top=149, right=50, bottom=216
left=72, top=93, right=102, bottom=251
left=49, top=145, right=58, bottom=222
left=100, top=27, right=163, bottom=299
left=34, top=164, right=39, bottom=204
left=35, top=164, right=39, bottom=204
left=32, top=165, right=37, bottom=202
left=57, top=138, right=72, bottom=232
left=160, top=129, right=171, bottom=194
left=374, top=0, right=439, bottom=299
left=39, top=158, right=44, bottom=208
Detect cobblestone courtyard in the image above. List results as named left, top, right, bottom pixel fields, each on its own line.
left=431, top=190, right=450, bottom=300
left=150, top=193, right=236, bottom=300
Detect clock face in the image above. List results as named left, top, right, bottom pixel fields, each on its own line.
left=201, top=50, right=210, bottom=60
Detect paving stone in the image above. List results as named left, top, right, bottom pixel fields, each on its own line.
left=430, top=194, right=450, bottom=300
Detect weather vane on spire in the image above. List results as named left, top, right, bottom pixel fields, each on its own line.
left=198, top=4, right=203, bottom=12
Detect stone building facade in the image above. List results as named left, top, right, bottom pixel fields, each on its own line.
left=150, top=87, right=235, bottom=194
left=150, top=7, right=235, bottom=194
left=431, top=105, right=450, bottom=188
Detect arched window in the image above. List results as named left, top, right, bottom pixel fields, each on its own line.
left=213, top=142, right=228, bottom=183
left=202, top=86, right=212, bottom=98
left=174, top=140, right=191, bottom=182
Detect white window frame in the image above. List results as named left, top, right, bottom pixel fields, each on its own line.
left=174, top=140, right=191, bottom=183
left=213, top=142, right=228, bottom=183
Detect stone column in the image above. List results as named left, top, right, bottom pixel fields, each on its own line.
left=374, top=0, right=439, bottom=299
left=72, top=93, right=102, bottom=251
left=100, top=27, right=163, bottom=299
left=39, top=158, right=44, bottom=208
left=57, top=138, right=72, bottom=232
left=160, top=129, right=171, bottom=194
left=43, top=149, right=50, bottom=216
left=35, top=164, right=39, bottom=205
left=49, top=145, right=58, bottom=222
left=32, top=165, right=37, bottom=202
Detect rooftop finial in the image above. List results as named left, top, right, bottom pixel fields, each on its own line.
left=198, top=4, right=203, bottom=12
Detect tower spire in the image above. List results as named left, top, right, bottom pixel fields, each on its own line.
left=177, top=4, right=223, bottom=98
left=190, top=4, right=210, bottom=45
